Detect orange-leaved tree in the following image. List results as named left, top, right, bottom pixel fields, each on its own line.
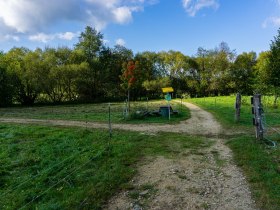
left=120, top=60, right=138, bottom=115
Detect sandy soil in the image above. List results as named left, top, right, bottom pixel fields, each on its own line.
left=0, top=102, right=257, bottom=210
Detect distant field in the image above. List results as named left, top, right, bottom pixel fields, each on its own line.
left=0, top=100, right=190, bottom=124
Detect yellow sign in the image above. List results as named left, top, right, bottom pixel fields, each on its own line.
left=162, top=87, right=174, bottom=93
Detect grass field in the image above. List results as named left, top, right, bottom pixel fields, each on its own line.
left=0, top=100, right=190, bottom=124
left=187, top=96, right=280, bottom=210
left=1, top=96, right=280, bottom=209
left=188, top=95, right=280, bottom=128
left=0, top=124, right=207, bottom=209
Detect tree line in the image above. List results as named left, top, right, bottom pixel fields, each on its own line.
left=1, top=26, right=280, bottom=107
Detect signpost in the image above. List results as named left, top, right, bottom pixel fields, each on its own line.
left=162, top=87, right=174, bottom=93
left=162, top=87, right=174, bottom=120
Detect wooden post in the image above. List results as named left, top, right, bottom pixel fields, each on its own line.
left=168, top=101, right=171, bottom=120
left=251, top=94, right=264, bottom=140
left=235, top=93, right=241, bottom=122
left=108, top=103, right=112, bottom=138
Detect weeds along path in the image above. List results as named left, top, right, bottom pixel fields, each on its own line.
left=0, top=102, right=221, bottom=136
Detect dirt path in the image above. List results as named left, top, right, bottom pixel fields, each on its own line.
left=104, top=102, right=257, bottom=210
left=0, top=102, right=257, bottom=209
left=106, top=138, right=257, bottom=210
left=0, top=102, right=221, bottom=135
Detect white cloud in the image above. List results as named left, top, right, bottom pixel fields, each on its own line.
left=84, top=1, right=145, bottom=30
left=57, top=32, right=79, bottom=41
left=29, top=32, right=79, bottom=43
left=29, top=33, right=55, bottom=43
left=5, top=35, right=20, bottom=42
left=0, top=34, right=20, bottom=42
left=0, top=0, right=156, bottom=38
left=262, top=17, right=280, bottom=28
left=262, top=1, right=280, bottom=28
left=116, top=38, right=126, bottom=46
left=113, top=6, right=133, bottom=24
left=0, top=0, right=79, bottom=33
left=182, top=0, right=219, bottom=16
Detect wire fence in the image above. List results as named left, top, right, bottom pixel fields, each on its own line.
left=0, top=100, right=184, bottom=123
left=187, top=95, right=280, bottom=147
left=0, top=138, right=109, bottom=209
left=18, top=148, right=106, bottom=210
left=1, top=149, right=81, bottom=197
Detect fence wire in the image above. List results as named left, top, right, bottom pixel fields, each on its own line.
left=19, top=148, right=105, bottom=210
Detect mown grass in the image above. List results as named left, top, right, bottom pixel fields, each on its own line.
left=0, top=124, right=207, bottom=210
left=0, top=100, right=190, bottom=124
left=187, top=96, right=280, bottom=210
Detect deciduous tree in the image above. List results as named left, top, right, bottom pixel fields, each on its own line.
left=75, top=26, right=104, bottom=101
left=0, top=51, right=14, bottom=106
left=120, top=60, right=138, bottom=114
left=229, top=52, right=256, bottom=95
left=268, top=28, right=280, bottom=107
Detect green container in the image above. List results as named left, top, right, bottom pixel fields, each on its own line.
left=160, top=106, right=170, bottom=117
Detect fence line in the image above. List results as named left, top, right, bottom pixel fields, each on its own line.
left=1, top=147, right=94, bottom=197
left=19, top=148, right=105, bottom=209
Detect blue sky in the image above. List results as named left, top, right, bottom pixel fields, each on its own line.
left=0, top=0, right=280, bottom=56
